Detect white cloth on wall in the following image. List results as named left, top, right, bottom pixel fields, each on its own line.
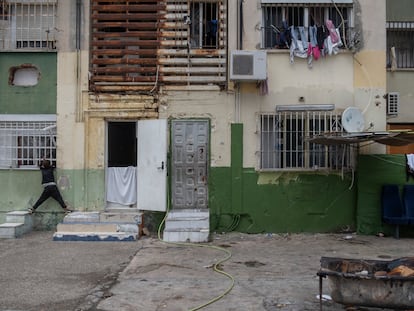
left=407, top=154, right=414, bottom=171
left=106, top=166, right=137, bottom=205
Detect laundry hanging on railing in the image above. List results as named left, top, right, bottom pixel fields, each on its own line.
left=288, top=20, right=343, bottom=67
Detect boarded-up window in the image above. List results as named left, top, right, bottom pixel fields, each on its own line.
left=90, top=0, right=164, bottom=93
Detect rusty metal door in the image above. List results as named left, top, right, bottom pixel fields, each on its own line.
left=171, top=120, right=209, bottom=210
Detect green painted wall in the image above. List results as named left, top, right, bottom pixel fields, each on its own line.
left=0, top=53, right=57, bottom=114
left=357, top=154, right=414, bottom=237
left=209, top=168, right=356, bottom=233
left=209, top=123, right=357, bottom=234
left=0, top=168, right=105, bottom=230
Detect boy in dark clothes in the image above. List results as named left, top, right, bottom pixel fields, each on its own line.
left=28, top=159, right=73, bottom=214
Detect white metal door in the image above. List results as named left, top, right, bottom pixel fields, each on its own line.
left=137, top=119, right=167, bottom=212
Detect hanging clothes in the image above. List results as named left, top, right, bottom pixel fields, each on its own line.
left=309, top=25, right=321, bottom=60
left=406, top=154, right=414, bottom=181
left=106, top=166, right=137, bottom=205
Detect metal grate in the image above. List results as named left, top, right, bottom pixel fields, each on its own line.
left=0, top=0, right=57, bottom=50
left=261, top=2, right=353, bottom=49
left=260, top=111, right=352, bottom=170
left=387, top=22, right=414, bottom=69
left=387, top=92, right=399, bottom=115
left=0, top=120, right=56, bottom=168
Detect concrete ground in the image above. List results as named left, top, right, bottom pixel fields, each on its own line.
left=1, top=231, right=414, bottom=311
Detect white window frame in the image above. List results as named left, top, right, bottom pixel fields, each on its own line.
left=258, top=110, right=353, bottom=171
left=0, top=114, right=56, bottom=169
left=0, top=0, right=57, bottom=51
left=260, top=0, right=354, bottom=50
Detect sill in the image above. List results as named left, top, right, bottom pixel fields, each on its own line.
left=387, top=68, right=414, bottom=72
left=264, top=48, right=352, bottom=55
left=0, top=166, right=38, bottom=171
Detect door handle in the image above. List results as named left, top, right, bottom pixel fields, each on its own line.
left=158, top=161, right=164, bottom=170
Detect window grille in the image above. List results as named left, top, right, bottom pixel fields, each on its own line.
left=0, top=120, right=56, bottom=168
left=0, top=0, right=57, bottom=50
left=259, top=111, right=352, bottom=170
left=387, top=22, right=414, bottom=69
left=261, top=1, right=353, bottom=49
left=189, top=1, right=219, bottom=49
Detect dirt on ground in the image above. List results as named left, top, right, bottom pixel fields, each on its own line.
left=98, top=232, right=414, bottom=311
left=1, top=231, right=414, bottom=311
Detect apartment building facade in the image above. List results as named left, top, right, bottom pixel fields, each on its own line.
left=0, top=0, right=393, bottom=236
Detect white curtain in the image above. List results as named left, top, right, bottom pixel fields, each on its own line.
left=106, top=167, right=137, bottom=205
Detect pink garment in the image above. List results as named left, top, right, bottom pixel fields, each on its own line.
left=325, top=20, right=339, bottom=43
left=312, top=46, right=321, bottom=60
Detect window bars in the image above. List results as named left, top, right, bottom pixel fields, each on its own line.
left=0, top=120, right=56, bottom=168
left=387, top=22, right=414, bottom=69
left=261, top=2, right=353, bottom=49
left=260, top=111, right=352, bottom=170
left=0, top=0, right=57, bottom=50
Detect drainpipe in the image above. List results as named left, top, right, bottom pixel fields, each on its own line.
left=76, top=0, right=82, bottom=122
left=76, top=0, right=88, bottom=209
left=235, top=0, right=244, bottom=123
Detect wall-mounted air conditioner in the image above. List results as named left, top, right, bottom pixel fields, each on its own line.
left=387, top=92, right=399, bottom=115
left=230, top=50, right=267, bottom=81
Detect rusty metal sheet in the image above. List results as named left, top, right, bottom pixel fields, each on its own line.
left=89, top=0, right=228, bottom=93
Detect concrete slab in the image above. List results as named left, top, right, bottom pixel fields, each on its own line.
left=52, top=231, right=136, bottom=242
left=62, top=211, right=100, bottom=223
left=0, top=223, right=25, bottom=238
left=57, top=223, right=119, bottom=233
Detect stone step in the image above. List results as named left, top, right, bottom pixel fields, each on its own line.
left=6, top=210, right=32, bottom=223
left=57, top=223, right=118, bottom=233
left=57, top=223, right=139, bottom=234
left=166, top=210, right=209, bottom=219
left=52, top=231, right=137, bottom=242
left=100, top=211, right=142, bottom=225
left=162, top=228, right=210, bottom=243
left=0, top=223, right=26, bottom=239
left=164, top=218, right=209, bottom=231
left=62, top=212, right=100, bottom=224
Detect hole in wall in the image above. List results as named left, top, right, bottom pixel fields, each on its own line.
left=9, top=64, right=40, bottom=86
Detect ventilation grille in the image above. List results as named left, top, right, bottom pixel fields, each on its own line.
left=387, top=92, right=400, bottom=115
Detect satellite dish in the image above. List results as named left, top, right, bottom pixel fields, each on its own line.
left=342, top=107, right=365, bottom=133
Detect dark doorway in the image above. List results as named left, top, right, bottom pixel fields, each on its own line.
left=108, top=122, right=136, bottom=167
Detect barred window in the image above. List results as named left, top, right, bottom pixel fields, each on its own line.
left=261, top=1, right=353, bottom=49
left=189, top=1, right=219, bottom=49
left=0, top=0, right=57, bottom=50
left=387, top=22, right=414, bottom=69
left=0, top=116, right=56, bottom=169
left=259, top=111, right=352, bottom=170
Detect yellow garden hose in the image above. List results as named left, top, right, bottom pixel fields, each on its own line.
left=157, top=208, right=235, bottom=310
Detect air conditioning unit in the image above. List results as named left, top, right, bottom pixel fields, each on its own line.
left=387, top=92, right=399, bottom=115
left=230, top=50, right=267, bottom=81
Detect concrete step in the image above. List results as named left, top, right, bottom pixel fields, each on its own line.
left=53, top=231, right=137, bottom=242
left=166, top=209, right=209, bottom=219
left=163, top=210, right=210, bottom=243
left=54, top=211, right=141, bottom=242
left=0, top=211, right=33, bottom=239
left=162, top=228, right=210, bottom=243
left=57, top=223, right=139, bottom=234
left=62, top=212, right=100, bottom=224
left=57, top=223, right=118, bottom=233
left=164, top=217, right=209, bottom=231
left=100, top=211, right=142, bottom=225
left=0, top=223, right=26, bottom=238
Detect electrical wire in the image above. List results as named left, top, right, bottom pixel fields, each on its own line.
left=157, top=201, right=235, bottom=310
